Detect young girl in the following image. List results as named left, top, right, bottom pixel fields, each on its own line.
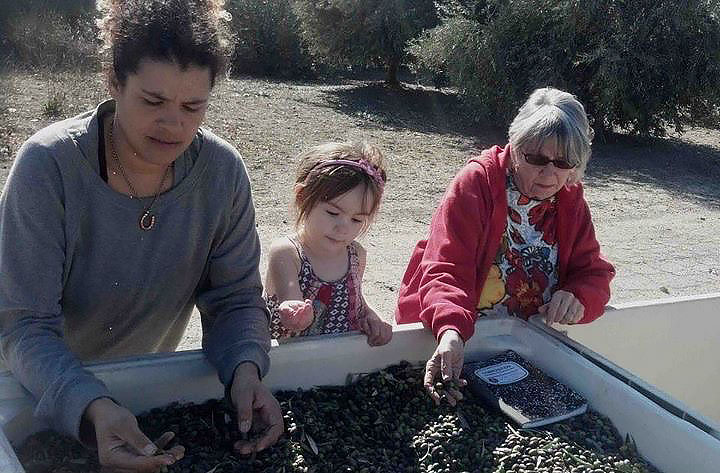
left=265, top=142, right=393, bottom=346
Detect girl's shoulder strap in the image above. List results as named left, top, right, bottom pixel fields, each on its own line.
left=287, top=234, right=306, bottom=261
left=348, top=241, right=362, bottom=277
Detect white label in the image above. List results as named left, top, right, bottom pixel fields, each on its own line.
left=475, top=361, right=528, bottom=385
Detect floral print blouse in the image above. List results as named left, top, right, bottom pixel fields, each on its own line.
left=476, top=174, right=559, bottom=319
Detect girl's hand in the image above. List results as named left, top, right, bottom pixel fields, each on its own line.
left=278, top=299, right=314, bottom=332
left=539, top=290, right=585, bottom=325
left=424, top=329, right=467, bottom=406
left=358, top=312, right=393, bottom=346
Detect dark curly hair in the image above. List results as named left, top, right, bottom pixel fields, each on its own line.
left=97, top=0, right=232, bottom=87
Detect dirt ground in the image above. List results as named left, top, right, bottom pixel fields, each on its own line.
left=1, top=71, right=719, bottom=351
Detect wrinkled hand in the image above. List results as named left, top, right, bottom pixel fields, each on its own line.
left=358, top=312, right=393, bottom=346
left=539, top=290, right=585, bottom=325
left=424, top=329, right=467, bottom=406
left=84, top=397, right=184, bottom=473
left=229, top=363, right=284, bottom=455
left=279, top=299, right=314, bottom=332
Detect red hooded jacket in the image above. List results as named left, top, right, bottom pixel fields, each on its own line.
left=395, top=145, right=615, bottom=341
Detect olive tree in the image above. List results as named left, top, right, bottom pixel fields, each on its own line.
left=411, top=0, right=720, bottom=137
left=295, top=0, right=438, bottom=85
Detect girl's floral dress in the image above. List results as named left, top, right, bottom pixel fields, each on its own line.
left=267, top=236, right=363, bottom=339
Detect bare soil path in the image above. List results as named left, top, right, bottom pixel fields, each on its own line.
left=1, top=72, right=718, bottom=351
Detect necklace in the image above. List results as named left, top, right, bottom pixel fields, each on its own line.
left=108, top=121, right=171, bottom=231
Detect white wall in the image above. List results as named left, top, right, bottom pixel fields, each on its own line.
left=562, top=293, right=720, bottom=425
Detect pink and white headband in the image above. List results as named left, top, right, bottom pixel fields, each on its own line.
left=313, top=158, right=386, bottom=193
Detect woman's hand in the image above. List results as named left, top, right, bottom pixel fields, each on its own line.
left=358, top=311, right=393, bottom=346
left=84, top=397, right=184, bottom=473
left=228, top=362, right=284, bottom=455
left=424, top=329, right=467, bottom=406
left=278, top=299, right=314, bottom=332
left=539, top=290, right=585, bottom=325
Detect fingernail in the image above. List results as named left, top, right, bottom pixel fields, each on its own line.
left=142, top=444, right=158, bottom=456
left=240, top=420, right=251, bottom=433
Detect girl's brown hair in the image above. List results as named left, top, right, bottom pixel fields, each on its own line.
left=294, top=142, right=387, bottom=229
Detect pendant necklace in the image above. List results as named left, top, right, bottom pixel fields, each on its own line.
left=108, top=121, right=171, bottom=231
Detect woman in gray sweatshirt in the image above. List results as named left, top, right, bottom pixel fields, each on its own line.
left=0, top=0, right=283, bottom=470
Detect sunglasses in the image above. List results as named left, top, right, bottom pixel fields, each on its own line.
left=522, top=152, right=576, bottom=170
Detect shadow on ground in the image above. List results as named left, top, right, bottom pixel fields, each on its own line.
left=320, top=81, right=720, bottom=210
left=588, top=133, right=720, bottom=209
left=318, top=81, right=505, bottom=143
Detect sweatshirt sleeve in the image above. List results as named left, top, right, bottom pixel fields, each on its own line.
left=196, top=152, right=271, bottom=388
left=0, top=141, right=111, bottom=440
left=417, top=164, right=489, bottom=342
left=560, top=189, right=616, bottom=323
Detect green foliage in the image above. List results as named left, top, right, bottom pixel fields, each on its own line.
left=411, top=0, right=720, bottom=137
left=227, top=0, right=315, bottom=78
left=0, top=12, right=99, bottom=71
left=295, top=0, right=439, bottom=84
left=588, top=0, right=720, bottom=134
left=0, top=0, right=95, bottom=19
left=0, top=2, right=99, bottom=71
left=43, top=86, right=67, bottom=118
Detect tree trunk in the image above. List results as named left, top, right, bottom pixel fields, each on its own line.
left=385, top=59, right=400, bottom=87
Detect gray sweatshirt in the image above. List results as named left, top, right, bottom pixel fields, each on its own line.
left=0, top=101, right=271, bottom=439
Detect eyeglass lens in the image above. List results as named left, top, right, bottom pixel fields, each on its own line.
left=524, top=153, right=575, bottom=169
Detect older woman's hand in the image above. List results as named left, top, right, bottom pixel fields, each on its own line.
left=424, top=329, right=467, bottom=406
left=539, top=290, right=585, bottom=325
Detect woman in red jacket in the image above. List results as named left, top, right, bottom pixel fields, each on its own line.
left=395, top=87, right=615, bottom=405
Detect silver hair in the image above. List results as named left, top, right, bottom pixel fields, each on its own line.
left=508, top=87, right=594, bottom=182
